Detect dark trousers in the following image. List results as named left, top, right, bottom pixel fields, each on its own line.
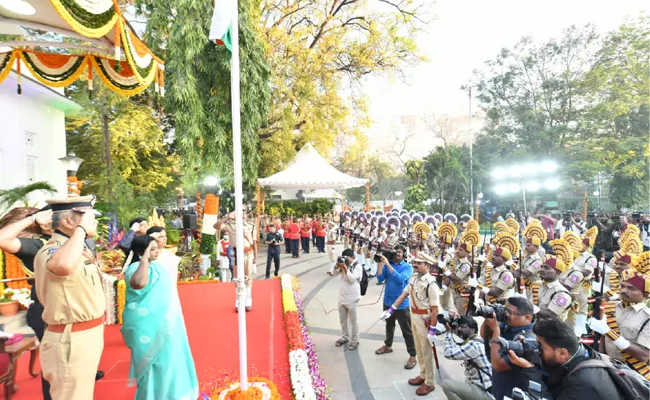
left=26, top=301, right=52, bottom=400
left=284, top=237, right=291, bottom=253
left=266, top=247, right=281, bottom=278
left=383, top=303, right=416, bottom=357
left=301, top=237, right=310, bottom=253
left=291, top=239, right=300, bottom=257
left=316, top=236, right=325, bottom=252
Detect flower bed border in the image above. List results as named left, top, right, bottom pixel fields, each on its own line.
left=281, top=274, right=329, bottom=399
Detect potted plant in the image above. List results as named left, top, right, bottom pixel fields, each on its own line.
left=0, top=289, right=20, bottom=316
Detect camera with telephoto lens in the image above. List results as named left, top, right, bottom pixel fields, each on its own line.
left=337, top=256, right=346, bottom=264
left=472, top=304, right=507, bottom=323
left=496, top=337, right=541, bottom=366
left=374, top=247, right=396, bottom=264
left=437, top=313, right=460, bottom=330
left=563, top=211, right=574, bottom=223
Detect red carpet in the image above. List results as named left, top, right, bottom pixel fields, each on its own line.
left=12, top=279, right=291, bottom=399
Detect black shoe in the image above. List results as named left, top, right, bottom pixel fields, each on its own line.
left=96, top=371, right=105, bottom=381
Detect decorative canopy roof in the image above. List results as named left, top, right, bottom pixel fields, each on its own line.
left=258, top=143, right=368, bottom=190
left=0, top=0, right=164, bottom=96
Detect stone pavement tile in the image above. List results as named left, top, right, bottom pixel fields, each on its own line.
left=392, top=380, right=447, bottom=400
left=327, top=390, right=357, bottom=400
left=315, top=348, right=353, bottom=392
left=371, top=386, right=405, bottom=400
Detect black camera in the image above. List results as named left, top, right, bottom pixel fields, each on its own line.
left=562, top=211, right=573, bottom=223
left=631, top=212, right=643, bottom=222
left=472, top=304, right=507, bottom=322
left=374, top=248, right=396, bottom=264
left=437, top=314, right=460, bottom=330
left=496, top=337, right=541, bottom=365
left=337, top=256, right=347, bottom=264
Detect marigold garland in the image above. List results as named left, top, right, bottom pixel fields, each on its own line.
left=116, top=280, right=126, bottom=324
left=0, top=251, right=5, bottom=293
left=3, top=252, right=32, bottom=290
left=213, top=377, right=280, bottom=400
left=49, top=0, right=120, bottom=38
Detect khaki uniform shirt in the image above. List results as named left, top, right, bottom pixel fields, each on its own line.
left=327, top=228, right=337, bottom=243
left=605, top=302, right=650, bottom=362
left=574, top=251, right=597, bottom=276
left=522, top=253, right=543, bottom=284
left=490, top=265, right=515, bottom=300
left=34, top=233, right=105, bottom=325
left=224, top=221, right=256, bottom=250
left=560, top=268, right=584, bottom=295
left=405, top=273, right=440, bottom=312
left=539, top=280, right=572, bottom=320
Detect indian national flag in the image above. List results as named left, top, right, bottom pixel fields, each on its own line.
left=209, top=0, right=235, bottom=51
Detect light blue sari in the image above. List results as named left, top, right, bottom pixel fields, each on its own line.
left=122, top=260, right=198, bottom=400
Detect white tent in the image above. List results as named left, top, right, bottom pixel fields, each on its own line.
left=257, top=143, right=368, bottom=189
left=302, top=189, right=344, bottom=200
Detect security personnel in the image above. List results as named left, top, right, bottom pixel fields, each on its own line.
left=537, top=255, right=573, bottom=321
left=326, top=221, right=338, bottom=274
left=518, top=237, right=543, bottom=304
left=300, top=218, right=311, bottom=254
left=433, top=234, right=454, bottom=313
left=571, top=237, right=598, bottom=335
left=380, top=253, right=439, bottom=396
left=215, top=209, right=257, bottom=311
left=444, top=241, right=473, bottom=314
left=471, top=247, right=515, bottom=304
left=590, top=265, right=650, bottom=379
left=560, top=250, right=585, bottom=330
left=33, top=196, right=105, bottom=400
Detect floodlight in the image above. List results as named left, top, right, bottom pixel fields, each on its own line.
left=543, top=178, right=561, bottom=191
left=492, top=168, right=506, bottom=181
left=593, top=191, right=599, bottom=196
left=525, top=181, right=541, bottom=192
left=521, top=163, right=538, bottom=176
left=509, top=167, right=522, bottom=179
left=541, top=160, right=558, bottom=173
left=204, top=176, right=219, bottom=186
left=0, top=0, right=35, bottom=15
left=508, top=183, right=520, bottom=193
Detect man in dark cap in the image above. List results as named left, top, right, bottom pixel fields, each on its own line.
left=33, top=195, right=106, bottom=400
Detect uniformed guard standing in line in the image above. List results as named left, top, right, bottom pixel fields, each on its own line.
left=215, top=209, right=257, bottom=311
left=537, top=255, right=573, bottom=321
left=380, top=253, right=439, bottom=396
left=444, top=242, right=473, bottom=313
left=559, top=249, right=585, bottom=330
left=569, top=237, right=598, bottom=335
left=517, top=237, right=543, bottom=304
left=34, top=196, right=105, bottom=400
left=433, top=235, right=454, bottom=314
left=589, top=254, right=650, bottom=379
left=472, top=247, right=515, bottom=304
left=326, top=221, right=338, bottom=275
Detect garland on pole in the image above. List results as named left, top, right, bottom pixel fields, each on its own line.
left=582, top=191, right=589, bottom=221
left=365, top=182, right=371, bottom=211
left=196, top=193, right=204, bottom=255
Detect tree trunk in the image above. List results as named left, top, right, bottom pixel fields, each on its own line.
left=101, top=112, right=112, bottom=197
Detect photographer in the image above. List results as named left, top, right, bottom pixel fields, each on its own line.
left=375, top=245, right=417, bottom=369
left=480, top=297, right=536, bottom=400
left=508, top=318, right=625, bottom=400
left=333, top=249, right=363, bottom=351
left=264, top=224, right=283, bottom=278
left=441, top=316, right=494, bottom=400
left=555, top=212, right=585, bottom=238
left=590, top=214, right=617, bottom=259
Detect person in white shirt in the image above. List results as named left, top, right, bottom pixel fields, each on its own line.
left=333, top=248, right=363, bottom=350
left=554, top=213, right=586, bottom=238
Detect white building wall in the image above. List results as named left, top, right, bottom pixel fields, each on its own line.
left=0, top=74, right=70, bottom=208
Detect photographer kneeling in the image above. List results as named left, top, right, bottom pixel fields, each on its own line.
left=480, top=297, right=536, bottom=400
left=440, top=315, right=494, bottom=400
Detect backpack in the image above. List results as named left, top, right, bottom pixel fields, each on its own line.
left=568, top=353, right=650, bottom=399
left=358, top=264, right=369, bottom=296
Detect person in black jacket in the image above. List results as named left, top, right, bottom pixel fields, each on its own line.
left=507, top=318, right=625, bottom=400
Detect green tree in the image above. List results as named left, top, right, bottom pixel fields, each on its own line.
left=135, top=0, right=271, bottom=188
left=0, top=182, right=57, bottom=213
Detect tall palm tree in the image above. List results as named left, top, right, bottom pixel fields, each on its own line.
left=0, top=182, right=57, bottom=213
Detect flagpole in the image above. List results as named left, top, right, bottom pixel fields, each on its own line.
left=230, top=0, right=249, bottom=391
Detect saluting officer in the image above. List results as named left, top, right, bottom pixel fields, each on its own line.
left=381, top=253, right=439, bottom=396
left=34, top=196, right=105, bottom=400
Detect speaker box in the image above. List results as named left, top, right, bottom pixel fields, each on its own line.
left=183, top=214, right=198, bottom=230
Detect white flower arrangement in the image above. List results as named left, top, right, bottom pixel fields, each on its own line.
left=102, top=273, right=118, bottom=325
left=281, top=274, right=293, bottom=290
left=289, top=349, right=317, bottom=400
left=3, top=288, right=33, bottom=308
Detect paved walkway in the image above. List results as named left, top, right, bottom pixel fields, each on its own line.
left=255, top=245, right=466, bottom=400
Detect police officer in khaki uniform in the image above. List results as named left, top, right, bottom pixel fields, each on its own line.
left=444, top=242, right=473, bottom=313
left=590, top=266, right=650, bottom=377
left=470, top=247, right=515, bottom=304
left=33, top=196, right=105, bottom=400
left=537, top=255, right=573, bottom=321
left=433, top=235, right=454, bottom=313
left=381, top=253, right=439, bottom=396
left=518, top=237, right=543, bottom=304
left=569, top=238, right=597, bottom=335
left=559, top=250, right=585, bottom=330
left=215, top=209, right=257, bottom=311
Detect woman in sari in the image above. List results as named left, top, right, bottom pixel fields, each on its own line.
left=122, top=235, right=198, bottom=400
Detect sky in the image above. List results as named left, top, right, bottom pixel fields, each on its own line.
left=364, top=0, right=648, bottom=121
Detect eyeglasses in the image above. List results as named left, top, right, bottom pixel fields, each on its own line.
left=505, top=308, right=526, bottom=316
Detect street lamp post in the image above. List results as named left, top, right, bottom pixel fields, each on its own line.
left=58, top=152, right=84, bottom=198
left=468, top=87, right=473, bottom=219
